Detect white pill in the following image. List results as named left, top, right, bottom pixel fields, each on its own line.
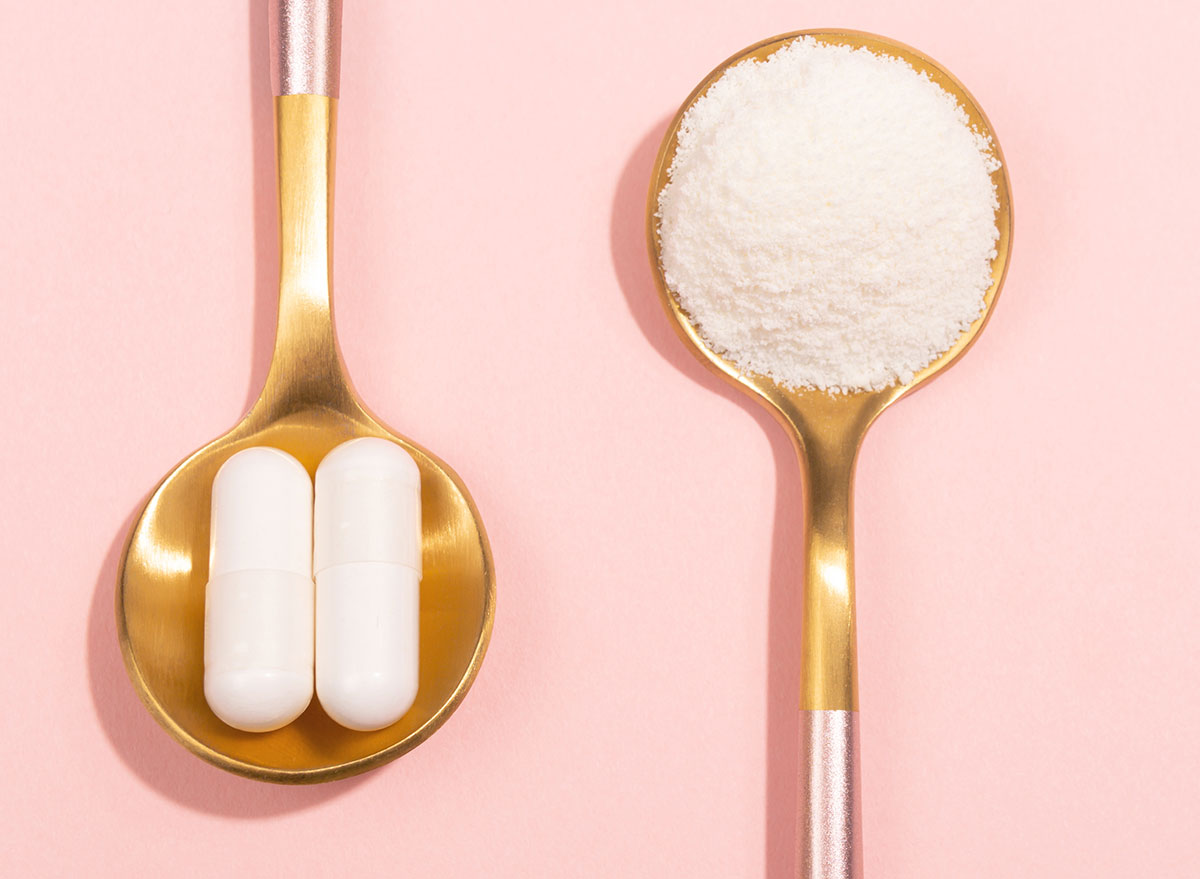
left=204, top=447, right=314, bottom=732
left=315, top=437, right=421, bottom=731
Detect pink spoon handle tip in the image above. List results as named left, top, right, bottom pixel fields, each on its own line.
left=269, top=0, right=342, bottom=98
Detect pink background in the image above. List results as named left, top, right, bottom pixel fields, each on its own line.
left=2, top=0, right=1198, bottom=876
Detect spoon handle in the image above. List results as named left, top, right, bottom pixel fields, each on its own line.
left=257, top=0, right=354, bottom=417
left=269, top=0, right=343, bottom=98
left=795, top=431, right=863, bottom=878
left=798, top=710, right=861, bottom=878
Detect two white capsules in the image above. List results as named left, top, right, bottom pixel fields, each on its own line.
left=203, top=437, right=421, bottom=733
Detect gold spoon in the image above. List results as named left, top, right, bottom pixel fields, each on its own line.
left=115, top=0, right=494, bottom=784
left=647, top=30, right=1012, bottom=878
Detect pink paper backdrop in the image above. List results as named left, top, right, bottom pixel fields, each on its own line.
left=2, top=1, right=1198, bottom=876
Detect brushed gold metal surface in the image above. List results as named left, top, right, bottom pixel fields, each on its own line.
left=647, top=30, right=1012, bottom=712
left=115, top=95, right=495, bottom=783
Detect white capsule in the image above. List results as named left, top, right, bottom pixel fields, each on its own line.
left=315, top=437, right=421, bottom=731
left=204, top=447, right=314, bottom=732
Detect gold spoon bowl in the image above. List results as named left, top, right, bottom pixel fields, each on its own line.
left=116, top=3, right=494, bottom=785
left=647, top=30, right=1011, bottom=877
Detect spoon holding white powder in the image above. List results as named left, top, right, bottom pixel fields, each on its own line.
left=657, top=37, right=1001, bottom=393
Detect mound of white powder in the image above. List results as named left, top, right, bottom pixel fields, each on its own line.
left=657, top=38, right=1001, bottom=392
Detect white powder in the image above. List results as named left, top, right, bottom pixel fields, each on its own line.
left=657, top=38, right=1001, bottom=392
